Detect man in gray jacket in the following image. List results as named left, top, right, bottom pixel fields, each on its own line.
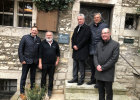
left=94, top=28, right=119, bottom=100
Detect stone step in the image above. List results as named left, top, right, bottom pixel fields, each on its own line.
left=65, top=93, right=138, bottom=100
left=65, top=80, right=128, bottom=95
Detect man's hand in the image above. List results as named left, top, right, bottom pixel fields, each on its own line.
left=21, top=61, right=26, bottom=64
left=38, top=63, right=42, bottom=69
left=97, top=65, right=102, bottom=72
left=55, top=61, right=59, bottom=66
left=73, top=45, right=78, bottom=50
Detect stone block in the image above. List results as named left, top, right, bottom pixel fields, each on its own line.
left=134, top=56, right=140, bottom=66
left=57, top=73, right=66, bottom=80
left=53, top=89, right=63, bottom=94
left=58, top=85, right=64, bottom=89
left=53, top=86, right=58, bottom=90
left=57, top=67, right=67, bottom=73
left=0, top=66, right=9, bottom=70
left=60, top=58, right=68, bottom=64
left=64, top=52, right=70, bottom=58
left=4, top=43, right=11, bottom=47
left=0, top=55, right=6, bottom=60
left=56, top=80, right=61, bottom=85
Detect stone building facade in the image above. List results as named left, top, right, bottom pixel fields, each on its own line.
left=0, top=0, right=140, bottom=99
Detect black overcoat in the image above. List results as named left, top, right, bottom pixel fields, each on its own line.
left=72, top=24, right=91, bottom=60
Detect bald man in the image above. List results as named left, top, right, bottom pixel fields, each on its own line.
left=94, top=28, right=119, bottom=100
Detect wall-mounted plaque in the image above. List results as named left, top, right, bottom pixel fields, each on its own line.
left=58, top=34, right=70, bottom=44
left=124, top=38, right=134, bottom=44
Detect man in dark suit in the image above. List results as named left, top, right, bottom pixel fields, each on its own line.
left=87, top=13, right=108, bottom=88
left=38, top=31, right=60, bottom=98
left=94, top=28, right=119, bottom=100
left=68, top=14, right=91, bottom=85
left=18, top=26, right=41, bottom=100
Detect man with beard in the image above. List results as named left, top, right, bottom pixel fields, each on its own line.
left=38, top=31, right=60, bottom=98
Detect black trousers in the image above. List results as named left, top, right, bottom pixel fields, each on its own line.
left=89, top=55, right=96, bottom=82
left=20, top=63, right=37, bottom=93
left=73, top=59, right=85, bottom=82
left=97, top=80, right=113, bottom=100
left=41, top=64, right=55, bottom=91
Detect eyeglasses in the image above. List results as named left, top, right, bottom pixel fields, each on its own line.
left=102, top=32, right=110, bottom=34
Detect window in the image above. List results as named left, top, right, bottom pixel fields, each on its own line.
left=0, top=79, right=17, bottom=100
left=0, top=0, right=33, bottom=27
left=0, top=0, right=14, bottom=26
left=125, top=14, right=140, bottom=30
left=18, top=1, right=33, bottom=27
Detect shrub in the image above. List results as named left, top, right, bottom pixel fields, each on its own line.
left=26, top=85, right=46, bottom=100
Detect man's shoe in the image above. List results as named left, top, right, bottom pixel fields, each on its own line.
left=94, top=84, right=98, bottom=88
left=68, top=79, right=78, bottom=83
left=86, top=80, right=96, bottom=85
left=20, top=94, right=26, bottom=100
left=77, top=81, right=84, bottom=85
left=48, top=90, right=52, bottom=98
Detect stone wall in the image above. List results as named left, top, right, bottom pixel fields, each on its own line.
left=0, top=35, right=21, bottom=70
left=116, top=36, right=140, bottom=96
left=0, top=0, right=140, bottom=99
left=0, top=10, right=72, bottom=93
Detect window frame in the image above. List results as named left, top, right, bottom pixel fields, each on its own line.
left=0, top=0, right=34, bottom=28
left=0, top=0, right=14, bottom=26
left=124, top=13, right=140, bottom=30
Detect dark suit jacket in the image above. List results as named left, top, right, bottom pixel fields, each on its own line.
left=89, top=22, right=108, bottom=55
left=94, top=38, right=120, bottom=82
left=18, top=34, right=41, bottom=64
left=72, top=24, right=91, bottom=60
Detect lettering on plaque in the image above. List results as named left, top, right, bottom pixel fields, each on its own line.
left=58, top=34, right=70, bottom=44
left=124, top=38, right=134, bottom=44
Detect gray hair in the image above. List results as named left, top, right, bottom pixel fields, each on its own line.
left=45, top=31, right=53, bottom=37
left=77, top=13, right=85, bottom=19
left=93, top=13, right=102, bottom=19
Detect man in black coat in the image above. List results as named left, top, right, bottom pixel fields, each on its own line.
left=68, top=14, right=91, bottom=85
left=18, top=26, right=41, bottom=100
left=94, top=28, right=119, bottom=100
left=38, top=31, right=60, bottom=98
left=87, top=13, right=108, bottom=86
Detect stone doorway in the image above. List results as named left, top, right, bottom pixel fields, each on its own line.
left=80, top=3, right=112, bottom=27
left=80, top=3, right=113, bottom=71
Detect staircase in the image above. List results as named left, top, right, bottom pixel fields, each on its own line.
left=64, top=80, right=138, bottom=100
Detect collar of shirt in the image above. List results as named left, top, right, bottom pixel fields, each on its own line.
left=93, top=21, right=102, bottom=27
left=46, top=40, right=53, bottom=46
left=102, top=37, right=112, bottom=44
left=77, top=24, right=84, bottom=33
left=30, top=33, right=37, bottom=42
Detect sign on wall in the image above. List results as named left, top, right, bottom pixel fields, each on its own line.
left=58, top=34, right=70, bottom=44
left=124, top=38, right=134, bottom=44
left=37, top=11, right=58, bottom=32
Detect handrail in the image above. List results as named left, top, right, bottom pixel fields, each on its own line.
left=120, top=54, right=140, bottom=77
